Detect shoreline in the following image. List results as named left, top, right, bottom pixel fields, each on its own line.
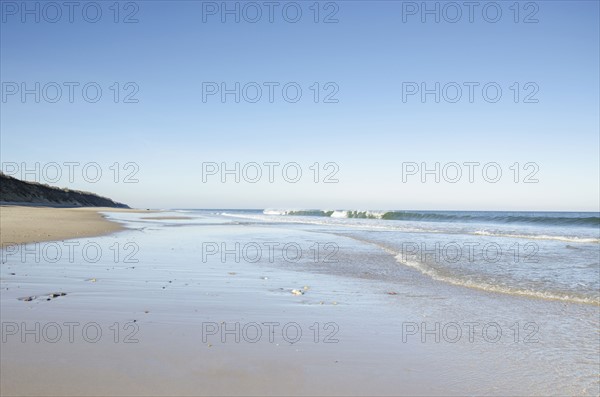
left=0, top=205, right=154, bottom=248
left=0, top=210, right=597, bottom=396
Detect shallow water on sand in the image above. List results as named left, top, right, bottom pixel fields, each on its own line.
left=1, top=210, right=598, bottom=396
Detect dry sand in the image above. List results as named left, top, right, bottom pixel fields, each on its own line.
left=0, top=205, right=153, bottom=247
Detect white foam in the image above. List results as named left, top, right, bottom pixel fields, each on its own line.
left=472, top=230, right=600, bottom=244
left=395, top=255, right=599, bottom=306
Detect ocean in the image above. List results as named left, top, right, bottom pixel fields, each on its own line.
left=2, top=209, right=599, bottom=395
left=214, top=209, right=600, bottom=305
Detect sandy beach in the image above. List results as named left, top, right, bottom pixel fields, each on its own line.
left=2, top=0, right=598, bottom=394
left=1, top=209, right=598, bottom=396
left=0, top=205, right=153, bottom=248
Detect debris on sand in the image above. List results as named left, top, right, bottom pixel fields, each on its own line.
left=19, top=292, right=67, bottom=302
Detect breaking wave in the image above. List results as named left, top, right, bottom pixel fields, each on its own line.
left=263, top=209, right=600, bottom=227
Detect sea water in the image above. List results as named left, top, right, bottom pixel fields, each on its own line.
left=1, top=209, right=598, bottom=395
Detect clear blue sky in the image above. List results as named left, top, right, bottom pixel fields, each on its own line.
left=1, top=1, right=598, bottom=210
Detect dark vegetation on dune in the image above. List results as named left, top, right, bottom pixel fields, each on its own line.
left=0, top=173, right=129, bottom=208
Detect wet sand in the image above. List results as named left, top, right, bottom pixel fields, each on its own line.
left=141, top=216, right=193, bottom=220
left=1, top=211, right=597, bottom=396
left=0, top=213, right=462, bottom=396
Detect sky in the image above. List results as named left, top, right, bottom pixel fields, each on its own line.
left=1, top=0, right=599, bottom=211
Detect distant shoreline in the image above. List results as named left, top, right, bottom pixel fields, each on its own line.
left=0, top=205, right=155, bottom=248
